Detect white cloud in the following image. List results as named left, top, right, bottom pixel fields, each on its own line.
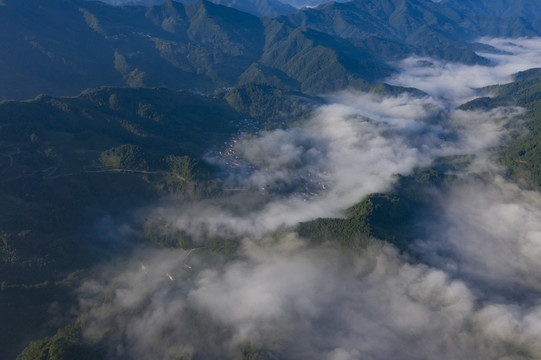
left=146, top=91, right=520, bottom=242
left=413, top=174, right=541, bottom=296
left=386, top=37, right=541, bottom=107
left=78, top=237, right=541, bottom=359
left=76, top=37, right=541, bottom=359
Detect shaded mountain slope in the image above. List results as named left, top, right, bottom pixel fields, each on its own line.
left=0, top=0, right=124, bottom=99
left=195, top=0, right=297, bottom=17
left=0, top=0, right=267, bottom=98
left=2, top=0, right=541, bottom=100
left=3, top=0, right=541, bottom=100
left=0, top=87, right=241, bottom=285
left=0, top=86, right=246, bottom=359
left=0, top=82, right=323, bottom=359
left=282, top=0, right=485, bottom=62
left=0, top=0, right=391, bottom=99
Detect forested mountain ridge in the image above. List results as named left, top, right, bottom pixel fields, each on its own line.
left=282, top=0, right=541, bottom=61
left=0, top=82, right=319, bottom=359
left=0, top=86, right=245, bottom=358
left=11, top=72, right=541, bottom=359
left=2, top=0, right=541, bottom=100
left=0, top=86, right=244, bottom=281
left=0, top=0, right=392, bottom=99
left=4, top=0, right=541, bottom=359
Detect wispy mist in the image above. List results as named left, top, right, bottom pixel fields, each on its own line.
left=146, top=91, right=520, bottom=241
left=76, top=38, right=541, bottom=359
left=386, top=37, right=541, bottom=107
left=414, top=174, right=541, bottom=299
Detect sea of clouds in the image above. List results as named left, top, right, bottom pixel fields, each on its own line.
left=75, top=37, right=541, bottom=359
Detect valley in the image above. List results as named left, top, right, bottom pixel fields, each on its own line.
left=2, top=0, right=541, bottom=359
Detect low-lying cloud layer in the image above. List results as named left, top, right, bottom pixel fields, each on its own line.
left=387, top=37, right=541, bottom=107
left=415, top=174, right=541, bottom=299
left=77, top=37, right=541, bottom=359
left=147, top=93, right=520, bottom=241
left=79, top=237, right=541, bottom=359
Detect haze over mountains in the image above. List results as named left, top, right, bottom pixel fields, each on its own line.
left=3, top=0, right=541, bottom=359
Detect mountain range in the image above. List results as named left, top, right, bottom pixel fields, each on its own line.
left=3, top=0, right=541, bottom=359
left=2, top=0, right=541, bottom=100
left=96, top=0, right=541, bottom=20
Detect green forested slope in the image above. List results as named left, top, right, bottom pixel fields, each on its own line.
left=0, top=87, right=239, bottom=282
left=3, top=0, right=541, bottom=100
left=297, top=168, right=445, bottom=250
left=0, top=82, right=326, bottom=358
left=282, top=0, right=484, bottom=63
left=283, top=0, right=541, bottom=63
left=0, top=0, right=389, bottom=99
left=459, top=69, right=541, bottom=188
left=4, top=1, right=541, bottom=359
left=0, top=87, right=245, bottom=359
left=222, top=83, right=320, bottom=124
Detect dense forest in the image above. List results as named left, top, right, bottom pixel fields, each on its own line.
left=2, top=0, right=541, bottom=359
